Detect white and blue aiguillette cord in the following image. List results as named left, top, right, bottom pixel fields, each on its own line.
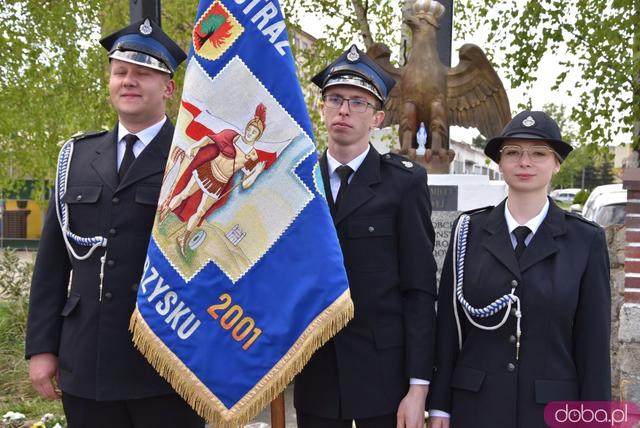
left=55, top=139, right=108, bottom=301
left=452, top=214, right=523, bottom=360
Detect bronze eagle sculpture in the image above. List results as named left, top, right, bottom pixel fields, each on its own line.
left=367, top=0, right=511, bottom=173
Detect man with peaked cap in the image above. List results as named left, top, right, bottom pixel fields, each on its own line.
left=294, top=45, right=438, bottom=428
left=25, top=18, right=204, bottom=427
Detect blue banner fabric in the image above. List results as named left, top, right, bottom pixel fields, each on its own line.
left=129, top=1, right=352, bottom=426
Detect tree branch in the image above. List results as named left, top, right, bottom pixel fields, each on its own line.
left=350, top=0, right=374, bottom=47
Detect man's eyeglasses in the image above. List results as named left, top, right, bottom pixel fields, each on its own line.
left=322, top=94, right=376, bottom=113
left=499, top=145, right=560, bottom=163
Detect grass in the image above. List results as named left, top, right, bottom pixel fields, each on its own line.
left=0, top=250, right=65, bottom=424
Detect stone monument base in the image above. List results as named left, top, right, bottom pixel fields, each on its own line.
left=428, top=174, right=507, bottom=281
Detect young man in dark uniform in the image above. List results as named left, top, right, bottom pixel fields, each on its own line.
left=25, top=18, right=204, bottom=428
left=294, top=45, right=438, bottom=428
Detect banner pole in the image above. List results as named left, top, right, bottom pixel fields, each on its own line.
left=270, top=392, right=285, bottom=428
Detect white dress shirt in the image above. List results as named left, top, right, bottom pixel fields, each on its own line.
left=429, top=199, right=550, bottom=418
left=326, top=146, right=370, bottom=200
left=116, top=116, right=167, bottom=170
left=504, top=199, right=550, bottom=248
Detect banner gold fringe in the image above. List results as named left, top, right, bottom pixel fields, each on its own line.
left=130, top=290, right=353, bottom=427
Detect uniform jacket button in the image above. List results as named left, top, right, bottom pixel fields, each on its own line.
left=368, top=226, right=375, bottom=232
left=112, top=197, right=120, bottom=204
left=511, top=279, right=518, bottom=287
left=107, top=259, right=115, bottom=267
left=76, top=194, right=83, bottom=201
left=507, top=363, right=516, bottom=372
left=511, top=308, right=518, bottom=316
left=509, top=335, right=516, bottom=344
left=104, top=291, right=113, bottom=300
left=109, top=228, right=117, bottom=237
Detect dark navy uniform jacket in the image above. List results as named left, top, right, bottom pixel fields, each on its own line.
left=295, top=146, right=438, bottom=419
left=428, top=199, right=611, bottom=428
left=25, top=121, right=174, bottom=400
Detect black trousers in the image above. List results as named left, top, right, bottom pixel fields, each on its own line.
left=62, top=392, right=204, bottom=428
left=296, top=410, right=397, bottom=428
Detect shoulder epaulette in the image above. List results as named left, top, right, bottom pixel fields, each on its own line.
left=381, top=152, right=422, bottom=173
left=463, top=205, right=494, bottom=215
left=61, top=130, right=108, bottom=146
left=565, top=210, right=600, bottom=228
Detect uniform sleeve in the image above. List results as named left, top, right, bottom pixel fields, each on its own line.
left=427, top=218, right=460, bottom=412
left=25, top=193, right=72, bottom=358
left=573, top=227, right=611, bottom=400
left=397, top=168, right=438, bottom=380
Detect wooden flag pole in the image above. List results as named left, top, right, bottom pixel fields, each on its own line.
left=270, top=392, right=285, bottom=428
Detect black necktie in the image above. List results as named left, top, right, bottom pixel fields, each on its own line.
left=333, top=165, right=353, bottom=214
left=513, top=226, right=531, bottom=260
left=119, top=134, right=138, bottom=181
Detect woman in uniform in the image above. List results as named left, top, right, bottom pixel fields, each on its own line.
left=427, top=111, right=611, bottom=428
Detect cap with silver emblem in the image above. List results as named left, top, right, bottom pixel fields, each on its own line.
left=484, top=110, right=573, bottom=163
left=100, top=18, right=187, bottom=75
left=311, top=44, right=396, bottom=102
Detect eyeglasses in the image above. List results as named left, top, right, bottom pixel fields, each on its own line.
left=322, top=94, right=376, bottom=113
left=499, top=145, right=560, bottom=163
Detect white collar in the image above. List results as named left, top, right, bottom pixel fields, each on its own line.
left=504, top=198, right=550, bottom=235
left=326, top=145, right=370, bottom=176
left=117, top=116, right=167, bottom=147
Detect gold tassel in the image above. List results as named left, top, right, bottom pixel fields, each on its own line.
left=130, top=290, right=354, bottom=428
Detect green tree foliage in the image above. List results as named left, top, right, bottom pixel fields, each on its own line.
left=546, top=103, right=618, bottom=190
left=599, top=156, right=614, bottom=185
left=471, top=134, right=486, bottom=149
left=0, top=0, right=196, bottom=198
left=454, top=0, right=639, bottom=148
left=0, top=0, right=107, bottom=199
left=573, top=189, right=589, bottom=205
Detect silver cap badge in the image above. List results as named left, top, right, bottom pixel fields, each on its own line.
left=139, top=19, right=153, bottom=36
left=402, top=161, right=414, bottom=168
left=347, top=46, right=360, bottom=62
left=522, top=115, right=536, bottom=127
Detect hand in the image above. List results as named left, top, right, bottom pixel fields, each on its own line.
left=171, top=147, right=186, bottom=163
left=427, top=416, right=450, bottom=428
left=397, top=384, right=428, bottom=428
left=29, top=353, right=61, bottom=400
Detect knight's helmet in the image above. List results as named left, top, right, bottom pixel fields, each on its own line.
left=413, top=0, right=445, bottom=26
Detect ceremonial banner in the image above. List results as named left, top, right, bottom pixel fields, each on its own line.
left=129, top=1, right=352, bottom=425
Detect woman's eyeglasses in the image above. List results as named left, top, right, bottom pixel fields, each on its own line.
left=499, top=145, right=560, bottom=162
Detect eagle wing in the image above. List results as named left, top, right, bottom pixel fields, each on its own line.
left=367, top=43, right=402, bottom=127
left=447, top=44, right=511, bottom=139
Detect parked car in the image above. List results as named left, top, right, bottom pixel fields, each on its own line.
left=550, top=188, right=582, bottom=203
left=581, top=183, right=625, bottom=221
left=589, top=191, right=627, bottom=227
